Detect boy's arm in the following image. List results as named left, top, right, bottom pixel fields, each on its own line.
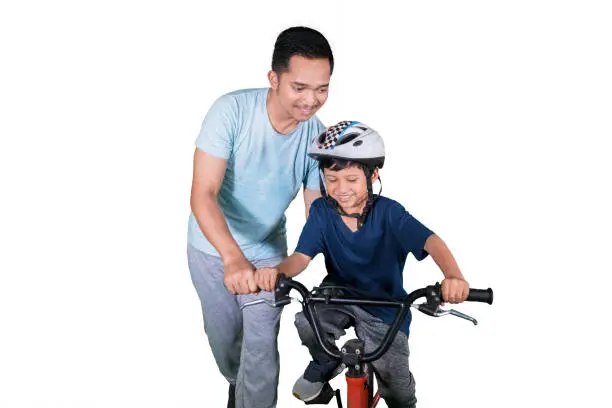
left=256, top=197, right=323, bottom=291
left=255, top=252, right=311, bottom=291
left=278, top=252, right=312, bottom=277
left=257, top=200, right=323, bottom=291
left=424, top=234, right=469, bottom=303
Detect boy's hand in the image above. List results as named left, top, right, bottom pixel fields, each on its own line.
left=255, top=267, right=280, bottom=292
left=441, top=278, right=469, bottom=304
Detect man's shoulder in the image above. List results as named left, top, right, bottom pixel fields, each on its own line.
left=205, top=88, right=267, bottom=132
left=218, top=88, right=266, bottom=106
left=225, top=87, right=267, bottom=97
left=204, top=89, right=259, bottom=118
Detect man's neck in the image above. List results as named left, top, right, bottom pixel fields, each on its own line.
left=266, top=89, right=299, bottom=135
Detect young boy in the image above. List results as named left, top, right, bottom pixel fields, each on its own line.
left=255, top=121, right=470, bottom=408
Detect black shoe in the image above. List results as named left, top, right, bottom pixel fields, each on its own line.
left=227, top=384, right=236, bottom=408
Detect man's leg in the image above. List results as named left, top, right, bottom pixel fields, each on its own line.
left=187, top=245, right=242, bottom=388
left=235, top=255, right=285, bottom=408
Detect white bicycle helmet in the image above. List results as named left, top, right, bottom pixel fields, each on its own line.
left=308, top=121, right=385, bottom=168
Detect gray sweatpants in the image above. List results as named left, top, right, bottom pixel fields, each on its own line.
left=295, top=303, right=417, bottom=408
left=187, top=244, right=285, bottom=408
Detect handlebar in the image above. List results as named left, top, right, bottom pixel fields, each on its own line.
left=274, top=275, right=493, bottom=363
left=466, top=288, right=494, bottom=304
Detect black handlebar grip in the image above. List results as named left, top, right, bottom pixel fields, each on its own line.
left=467, top=288, right=494, bottom=304
left=274, top=274, right=292, bottom=301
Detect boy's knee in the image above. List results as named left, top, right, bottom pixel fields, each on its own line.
left=294, top=312, right=310, bottom=331
left=294, top=312, right=315, bottom=341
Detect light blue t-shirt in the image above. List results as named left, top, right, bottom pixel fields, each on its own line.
left=188, top=88, right=326, bottom=260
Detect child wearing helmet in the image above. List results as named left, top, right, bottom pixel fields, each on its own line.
left=255, top=121, right=470, bottom=408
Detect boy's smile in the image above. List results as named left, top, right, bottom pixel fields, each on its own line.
left=323, top=165, right=379, bottom=215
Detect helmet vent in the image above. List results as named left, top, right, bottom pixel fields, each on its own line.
left=317, top=132, right=327, bottom=144
left=338, top=133, right=359, bottom=145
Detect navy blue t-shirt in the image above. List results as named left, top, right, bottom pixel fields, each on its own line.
left=296, top=196, right=434, bottom=335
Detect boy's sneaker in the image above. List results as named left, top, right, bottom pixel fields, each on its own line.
left=292, top=361, right=345, bottom=402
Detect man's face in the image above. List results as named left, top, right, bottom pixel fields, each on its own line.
left=270, top=55, right=331, bottom=121
left=323, top=166, right=378, bottom=212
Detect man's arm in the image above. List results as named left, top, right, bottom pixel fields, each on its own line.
left=190, top=148, right=256, bottom=294
left=424, top=234, right=469, bottom=303
left=303, top=187, right=321, bottom=220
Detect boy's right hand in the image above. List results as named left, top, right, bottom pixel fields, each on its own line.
left=255, top=267, right=280, bottom=292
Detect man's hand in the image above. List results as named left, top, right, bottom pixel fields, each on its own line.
left=255, top=267, right=280, bottom=292
left=223, top=257, right=257, bottom=294
left=441, top=278, right=469, bottom=304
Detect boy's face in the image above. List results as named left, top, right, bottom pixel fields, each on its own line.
left=268, top=55, right=330, bottom=122
left=323, top=166, right=379, bottom=212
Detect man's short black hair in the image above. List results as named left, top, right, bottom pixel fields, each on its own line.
left=272, top=26, right=334, bottom=75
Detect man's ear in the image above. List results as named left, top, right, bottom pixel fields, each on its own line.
left=268, top=70, right=279, bottom=90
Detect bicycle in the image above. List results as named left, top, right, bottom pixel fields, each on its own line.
left=242, top=275, right=494, bottom=408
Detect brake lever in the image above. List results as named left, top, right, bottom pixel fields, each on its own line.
left=411, top=304, right=478, bottom=325
left=239, top=296, right=294, bottom=310
left=436, top=308, right=478, bottom=325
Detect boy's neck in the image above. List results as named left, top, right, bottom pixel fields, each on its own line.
left=340, top=215, right=359, bottom=232
left=338, top=200, right=367, bottom=216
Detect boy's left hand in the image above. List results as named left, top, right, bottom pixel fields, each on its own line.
left=255, top=267, right=280, bottom=292
left=441, top=278, right=469, bottom=304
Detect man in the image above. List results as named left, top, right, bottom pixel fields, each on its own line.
left=187, top=26, right=333, bottom=408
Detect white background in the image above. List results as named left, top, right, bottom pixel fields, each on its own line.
left=1, top=1, right=611, bottom=407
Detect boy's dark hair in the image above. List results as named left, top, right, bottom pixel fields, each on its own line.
left=318, top=158, right=369, bottom=172
left=272, top=26, right=334, bottom=75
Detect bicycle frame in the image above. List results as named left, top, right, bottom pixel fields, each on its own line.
left=347, top=363, right=379, bottom=408
left=274, top=276, right=493, bottom=408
